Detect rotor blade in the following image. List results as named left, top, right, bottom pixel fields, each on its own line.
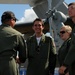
left=53, top=0, right=64, bottom=10
left=47, top=0, right=52, bottom=9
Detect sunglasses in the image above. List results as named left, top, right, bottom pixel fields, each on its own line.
left=60, top=31, right=66, bottom=34
left=13, top=18, right=17, bottom=22
left=34, top=24, right=42, bottom=27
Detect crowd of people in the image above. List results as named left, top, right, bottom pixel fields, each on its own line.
left=0, top=2, right=75, bottom=75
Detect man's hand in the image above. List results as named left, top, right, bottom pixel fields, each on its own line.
left=49, top=73, right=54, bottom=75
left=16, top=57, right=20, bottom=64
left=59, top=66, right=66, bottom=74
left=65, top=72, right=69, bottom=75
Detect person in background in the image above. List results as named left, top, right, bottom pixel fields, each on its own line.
left=58, top=25, right=72, bottom=75
left=26, top=18, right=57, bottom=75
left=59, top=2, right=75, bottom=75
left=0, top=11, right=26, bottom=75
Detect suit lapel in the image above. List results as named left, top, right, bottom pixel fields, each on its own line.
left=39, top=34, right=45, bottom=45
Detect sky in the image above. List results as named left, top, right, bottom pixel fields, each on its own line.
left=0, top=0, right=75, bottom=24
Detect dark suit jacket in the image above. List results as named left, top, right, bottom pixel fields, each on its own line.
left=63, top=26, right=75, bottom=75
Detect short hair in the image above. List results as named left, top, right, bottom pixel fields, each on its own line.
left=68, top=2, right=75, bottom=6
left=61, top=25, right=72, bottom=33
left=33, top=18, right=44, bottom=26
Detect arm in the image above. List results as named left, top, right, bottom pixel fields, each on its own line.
left=18, top=35, right=27, bottom=63
left=49, top=38, right=57, bottom=75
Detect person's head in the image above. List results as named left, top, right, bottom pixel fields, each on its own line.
left=32, top=18, right=44, bottom=36
left=68, top=2, right=75, bottom=19
left=1, top=11, right=17, bottom=27
left=60, top=25, right=72, bottom=41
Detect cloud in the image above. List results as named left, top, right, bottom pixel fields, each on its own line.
left=16, top=8, right=38, bottom=23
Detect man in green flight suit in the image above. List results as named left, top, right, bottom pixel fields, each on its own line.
left=26, top=18, right=57, bottom=75
left=0, top=11, right=26, bottom=75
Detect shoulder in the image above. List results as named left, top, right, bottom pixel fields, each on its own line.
left=1, top=24, right=22, bottom=36
left=26, top=35, right=34, bottom=42
left=45, top=35, right=54, bottom=41
left=45, top=35, right=56, bottom=47
left=12, top=28, right=21, bottom=34
left=10, top=27, right=22, bottom=36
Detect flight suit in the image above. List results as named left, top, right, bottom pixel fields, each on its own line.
left=63, top=26, right=75, bottom=75
left=26, top=34, right=56, bottom=75
left=0, top=24, right=26, bottom=75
